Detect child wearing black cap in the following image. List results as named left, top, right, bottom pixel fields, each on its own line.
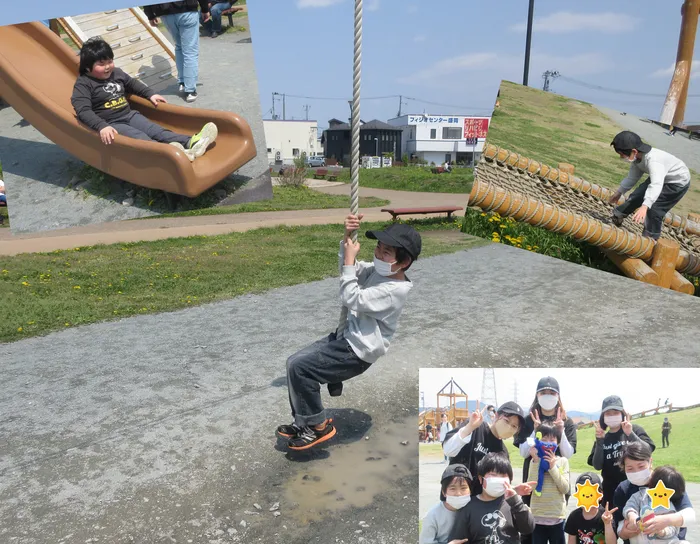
left=587, top=395, right=655, bottom=507
left=276, top=214, right=422, bottom=450
left=420, top=464, right=473, bottom=544
left=443, top=401, right=535, bottom=496
left=564, top=472, right=617, bottom=544
left=608, top=131, right=691, bottom=240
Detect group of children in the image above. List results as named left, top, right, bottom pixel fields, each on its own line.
left=420, top=402, right=695, bottom=544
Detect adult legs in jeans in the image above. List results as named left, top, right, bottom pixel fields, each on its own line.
left=532, top=522, right=565, bottom=544
left=286, top=332, right=371, bottom=427
left=162, top=11, right=200, bottom=93
left=110, top=112, right=192, bottom=146
left=202, top=2, right=231, bottom=34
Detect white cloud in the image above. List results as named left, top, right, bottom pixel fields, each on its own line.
left=367, top=0, right=380, bottom=11
left=510, top=11, right=640, bottom=34
left=414, top=34, right=426, bottom=43
left=297, top=0, right=344, bottom=8
left=398, top=50, right=611, bottom=86
left=651, top=60, right=700, bottom=80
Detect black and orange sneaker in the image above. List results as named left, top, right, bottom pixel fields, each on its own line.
left=287, top=422, right=337, bottom=450
left=276, top=423, right=302, bottom=439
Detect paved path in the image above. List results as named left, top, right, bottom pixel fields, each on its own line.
left=597, top=106, right=700, bottom=172
left=0, top=18, right=270, bottom=234
left=2, top=244, right=700, bottom=543
left=420, top=450, right=700, bottom=536
left=0, top=186, right=468, bottom=255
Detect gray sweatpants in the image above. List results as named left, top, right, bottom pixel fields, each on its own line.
left=109, top=111, right=192, bottom=147
left=286, top=332, right=372, bottom=427
left=614, top=177, right=690, bottom=239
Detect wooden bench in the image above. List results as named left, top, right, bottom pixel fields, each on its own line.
left=327, top=169, right=340, bottom=181
left=381, top=206, right=464, bottom=221
left=221, top=4, right=245, bottom=27
left=313, top=168, right=328, bottom=179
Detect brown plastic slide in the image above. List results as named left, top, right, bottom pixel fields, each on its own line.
left=0, top=22, right=257, bottom=197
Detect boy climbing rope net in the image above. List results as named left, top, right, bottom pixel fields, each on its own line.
left=276, top=213, right=422, bottom=450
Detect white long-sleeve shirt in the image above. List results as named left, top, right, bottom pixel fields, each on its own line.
left=617, top=148, right=690, bottom=209
left=338, top=241, right=413, bottom=364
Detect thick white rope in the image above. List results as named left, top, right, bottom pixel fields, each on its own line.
left=338, top=0, right=363, bottom=336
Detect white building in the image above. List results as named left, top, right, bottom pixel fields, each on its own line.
left=263, top=119, right=324, bottom=165
left=386, top=114, right=491, bottom=166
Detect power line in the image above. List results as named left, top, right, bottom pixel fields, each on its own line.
left=558, top=75, right=700, bottom=98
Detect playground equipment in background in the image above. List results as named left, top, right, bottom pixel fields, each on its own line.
left=0, top=20, right=256, bottom=197
left=661, top=0, right=700, bottom=126
left=469, top=144, right=700, bottom=295
left=419, top=378, right=472, bottom=442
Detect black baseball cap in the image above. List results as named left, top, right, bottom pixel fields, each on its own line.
left=576, top=472, right=602, bottom=488
left=601, top=395, right=624, bottom=413
left=611, top=131, right=651, bottom=154
left=366, top=223, right=422, bottom=261
left=496, top=401, right=525, bottom=428
left=536, top=376, right=560, bottom=394
left=441, top=463, right=472, bottom=484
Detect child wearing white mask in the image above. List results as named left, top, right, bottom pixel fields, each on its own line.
left=420, top=464, right=473, bottom=544
left=277, top=214, right=422, bottom=450
left=613, top=442, right=695, bottom=544
left=587, top=395, right=655, bottom=508
left=448, top=452, right=535, bottom=544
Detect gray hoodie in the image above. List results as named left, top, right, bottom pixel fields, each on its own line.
left=337, top=241, right=413, bottom=364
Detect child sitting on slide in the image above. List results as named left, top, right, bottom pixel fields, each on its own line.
left=71, top=37, right=217, bottom=161
left=276, top=213, right=422, bottom=450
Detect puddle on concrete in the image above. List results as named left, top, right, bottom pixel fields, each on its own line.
left=283, top=416, right=417, bottom=523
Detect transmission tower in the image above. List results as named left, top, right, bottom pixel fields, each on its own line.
left=480, top=369, right=498, bottom=408
left=542, top=70, right=560, bottom=92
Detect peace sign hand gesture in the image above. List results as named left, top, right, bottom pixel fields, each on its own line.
left=530, top=409, right=541, bottom=427
left=621, top=412, right=633, bottom=436
left=593, top=420, right=605, bottom=439
left=504, top=481, right=517, bottom=499
left=602, top=502, right=618, bottom=525
left=554, top=407, right=565, bottom=433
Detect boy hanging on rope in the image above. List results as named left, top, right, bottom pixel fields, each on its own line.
left=608, top=131, right=691, bottom=240
left=276, top=214, right=422, bottom=450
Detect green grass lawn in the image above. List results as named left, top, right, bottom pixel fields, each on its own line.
left=0, top=219, right=484, bottom=343
left=421, top=407, right=700, bottom=483
left=335, top=166, right=473, bottom=193
left=145, top=186, right=389, bottom=219
left=488, top=81, right=700, bottom=215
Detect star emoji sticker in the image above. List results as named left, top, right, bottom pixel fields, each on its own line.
left=646, top=480, right=675, bottom=510
left=573, top=480, right=603, bottom=512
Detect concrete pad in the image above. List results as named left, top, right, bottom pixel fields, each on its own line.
left=2, top=245, right=700, bottom=543
left=0, top=19, right=271, bottom=235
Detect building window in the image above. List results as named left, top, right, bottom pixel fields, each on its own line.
left=409, top=130, right=413, bottom=139
left=442, top=127, right=462, bottom=139
left=293, top=148, right=300, bottom=157
left=445, top=153, right=451, bottom=163
left=267, top=148, right=272, bottom=152
left=430, top=129, right=436, bottom=139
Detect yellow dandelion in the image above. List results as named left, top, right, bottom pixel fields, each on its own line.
left=17, top=326, right=23, bottom=332
left=21, top=281, right=30, bottom=286
left=73, top=285, right=81, bottom=289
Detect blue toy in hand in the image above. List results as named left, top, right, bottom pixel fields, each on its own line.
left=534, top=431, right=558, bottom=496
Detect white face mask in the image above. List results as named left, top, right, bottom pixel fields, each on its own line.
left=445, top=494, right=471, bottom=509
left=538, top=394, right=559, bottom=411
left=483, top=477, right=508, bottom=497
left=626, top=468, right=651, bottom=486
left=604, top=415, right=623, bottom=428
left=373, top=256, right=397, bottom=276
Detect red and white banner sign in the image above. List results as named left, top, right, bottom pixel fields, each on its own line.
left=463, top=118, right=490, bottom=139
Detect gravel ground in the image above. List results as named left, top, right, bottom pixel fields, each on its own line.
left=596, top=106, right=700, bottom=172
left=0, top=15, right=271, bottom=234
left=2, top=244, right=700, bottom=543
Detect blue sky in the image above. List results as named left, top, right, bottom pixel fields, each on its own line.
left=2, top=0, right=698, bottom=130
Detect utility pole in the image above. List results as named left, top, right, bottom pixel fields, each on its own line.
left=303, top=104, right=311, bottom=121
left=397, top=95, right=407, bottom=117
left=542, top=70, right=560, bottom=92
left=523, top=0, right=535, bottom=86
left=271, top=92, right=276, bottom=120
left=282, top=93, right=286, bottom=120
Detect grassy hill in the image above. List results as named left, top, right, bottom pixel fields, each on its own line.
left=486, top=81, right=700, bottom=215
left=421, top=407, right=700, bottom=482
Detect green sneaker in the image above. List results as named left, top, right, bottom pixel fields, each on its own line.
left=169, top=142, right=194, bottom=162
left=187, top=122, right=218, bottom=159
